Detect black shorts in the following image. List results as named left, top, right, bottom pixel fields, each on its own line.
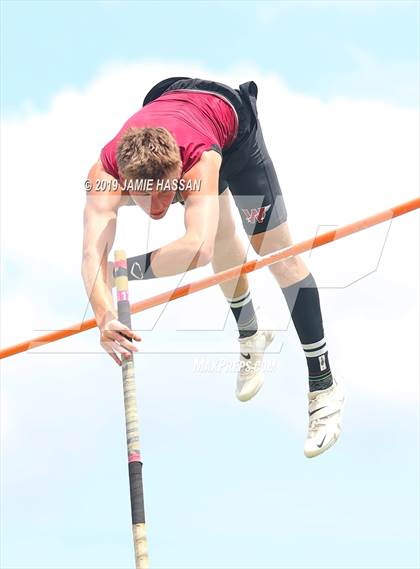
left=144, top=77, right=288, bottom=236
left=219, top=120, right=287, bottom=236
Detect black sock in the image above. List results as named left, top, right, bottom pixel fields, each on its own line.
left=228, top=289, right=258, bottom=339
left=282, top=273, right=333, bottom=392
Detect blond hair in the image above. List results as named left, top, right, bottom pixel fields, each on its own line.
left=116, top=127, right=181, bottom=180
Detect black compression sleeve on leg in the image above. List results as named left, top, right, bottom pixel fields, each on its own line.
left=282, top=273, right=333, bottom=391
left=127, top=251, right=156, bottom=280
left=282, top=273, right=324, bottom=344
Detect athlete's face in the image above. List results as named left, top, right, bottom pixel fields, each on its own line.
left=128, top=166, right=182, bottom=219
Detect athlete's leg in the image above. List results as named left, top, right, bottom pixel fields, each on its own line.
left=213, top=189, right=273, bottom=401
left=212, top=189, right=258, bottom=339
left=226, top=120, right=345, bottom=454
left=249, top=208, right=345, bottom=458
left=212, top=189, right=249, bottom=301
left=250, top=221, right=309, bottom=287
left=228, top=123, right=334, bottom=394
left=250, top=220, right=334, bottom=390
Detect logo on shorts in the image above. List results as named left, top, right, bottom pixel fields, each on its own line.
left=242, top=204, right=271, bottom=224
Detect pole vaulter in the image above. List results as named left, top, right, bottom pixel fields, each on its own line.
left=0, top=197, right=419, bottom=361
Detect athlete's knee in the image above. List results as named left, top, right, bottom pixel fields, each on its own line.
left=198, top=242, right=214, bottom=266
left=269, top=256, right=300, bottom=277
left=186, top=237, right=214, bottom=267
left=249, top=221, right=292, bottom=256
left=269, top=256, right=308, bottom=287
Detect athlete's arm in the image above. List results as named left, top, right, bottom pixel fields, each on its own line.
left=128, top=150, right=221, bottom=279
left=82, top=161, right=140, bottom=365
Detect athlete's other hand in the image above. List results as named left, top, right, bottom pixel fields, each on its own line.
left=100, top=318, right=141, bottom=365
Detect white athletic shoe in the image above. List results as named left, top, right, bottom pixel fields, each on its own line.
left=304, top=379, right=345, bottom=458
left=236, top=330, right=275, bottom=402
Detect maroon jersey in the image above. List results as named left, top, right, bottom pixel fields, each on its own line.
left=100, top=90, right=238, bottom=182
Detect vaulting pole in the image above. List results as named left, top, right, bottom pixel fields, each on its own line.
left=0, top=197, right=419, bottom=360
left=114, top=250, right=149, bottom=568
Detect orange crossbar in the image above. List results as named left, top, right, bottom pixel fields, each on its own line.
left=1, top=197, right=419, bottom=360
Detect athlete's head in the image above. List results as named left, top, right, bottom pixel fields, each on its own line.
left=116, top=126, right=182, bottom=192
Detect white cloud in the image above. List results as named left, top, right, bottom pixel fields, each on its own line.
left=1, top=61, right=418, bottom=414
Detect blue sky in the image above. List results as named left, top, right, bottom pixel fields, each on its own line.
left=1, top=0, right=419, bottom=114
left=1, top=2, right=419, bottom=569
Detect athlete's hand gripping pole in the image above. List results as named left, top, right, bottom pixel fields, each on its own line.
left=114, top=250, right=149, bottom=568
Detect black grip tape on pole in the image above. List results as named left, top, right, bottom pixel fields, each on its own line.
left=129, top=461, right=146, bottom=524
left=118, top=299, right=132, bottom=330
